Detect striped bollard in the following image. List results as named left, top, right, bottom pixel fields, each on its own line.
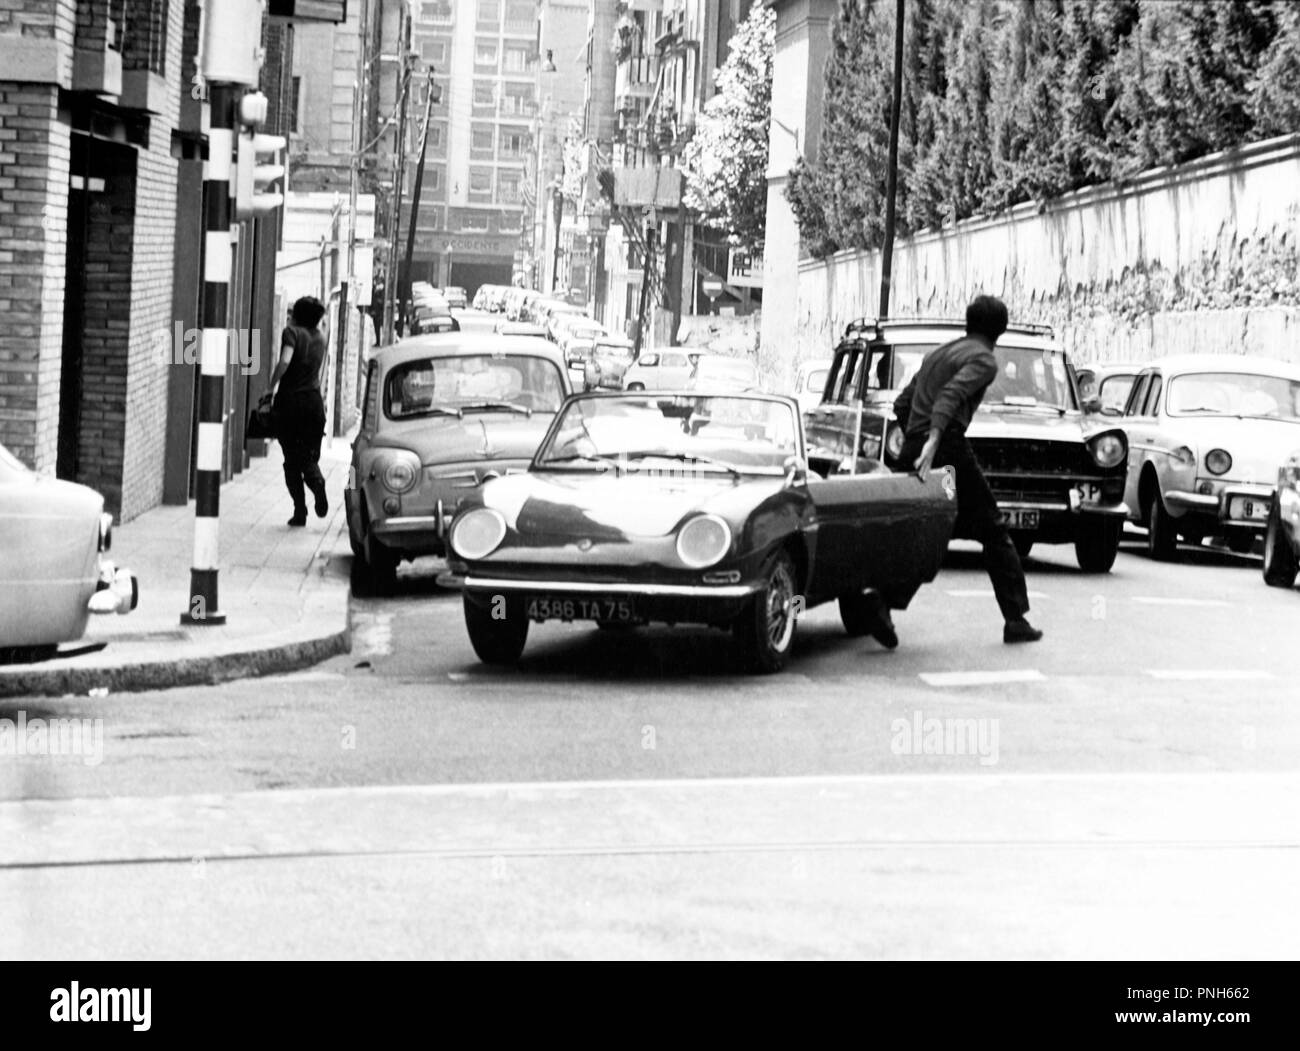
left=182, top=83, right=236, bottom=626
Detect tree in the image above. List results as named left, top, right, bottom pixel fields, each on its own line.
left=1250, top=0, right=1300, bottom=135
left=681, top=4, right=776, bottom=252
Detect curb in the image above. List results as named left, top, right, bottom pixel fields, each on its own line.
left=0, top=625, right=352, bottom=699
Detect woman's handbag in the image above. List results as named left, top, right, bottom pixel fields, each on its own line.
left=246, top=392, right=276, bottom=441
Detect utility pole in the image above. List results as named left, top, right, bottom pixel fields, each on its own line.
left=879, top=0, right=905, bottom=319
left=183, top=0, right=284, bottom=626
left=550, top=186, right=564, bottom=293
left=402, top=69, right=438, bottom=335
left=383, top=4, right=413, bottom=345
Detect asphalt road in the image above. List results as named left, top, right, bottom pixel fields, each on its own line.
left=3, top=531, right=1299, bottom=959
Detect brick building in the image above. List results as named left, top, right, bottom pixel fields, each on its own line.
left=0, top=1, right=340, bottom=522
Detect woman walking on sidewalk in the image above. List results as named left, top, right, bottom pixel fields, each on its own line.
left=271, top=296, right=329, bottom=527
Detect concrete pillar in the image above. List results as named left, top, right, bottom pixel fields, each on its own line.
left=759, top=0, right=835, bottom=391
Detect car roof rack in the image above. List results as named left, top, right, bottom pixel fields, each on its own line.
left=840, top=316, right=1056, bottom=340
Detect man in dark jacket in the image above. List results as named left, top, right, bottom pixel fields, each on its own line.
left=892, top=295, right=1042, bottom=643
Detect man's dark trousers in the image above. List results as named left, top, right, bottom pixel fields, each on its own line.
left=899, top=431, right=1030, bottom=622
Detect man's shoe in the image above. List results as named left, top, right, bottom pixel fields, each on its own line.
left=314, top=492, right=329, bottom=518
left=1003, top=619, right=1043, bottom=644
left=869, top=607, right=899, bottom=650
left=288, top=513, right=307, bottom=528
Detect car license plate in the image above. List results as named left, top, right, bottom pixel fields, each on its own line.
left=525, top=596, right=637, bottom=622
left=1004, top=509, right=1039, bottom=529
left=1074, top=482, right=1102, bottom=504
left=1229, top=497, right=1270, bottom=521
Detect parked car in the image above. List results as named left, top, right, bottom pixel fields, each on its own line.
left=1120, top=355, right=1300, bottom=560
left=624, top=348, right=697, bottom=391
left=1, top=442, right=138, bottom=657
left=553, top=315, right=606, bottom=355
left=583, top=336, right=637, bottom=391
left=1262, top=448, right=1300, bottom=587
left=345, top=333, right=571, bottom=593
left=443, top=286, right=468, bottom=309
left=1076, top=362, right=1139, bottom=417
left=409, top=313, right=459, bottom=335
left=792, top=357, right=834, bottom=414
left=450, top=309, right=500, bottom=335
left=687, top=354, right=762, bottom=393
left=494, top=321, right=550, bottom=339
left=447, top=390, right=958, bottom=673
left=808, top=318, right=1130, bottom=571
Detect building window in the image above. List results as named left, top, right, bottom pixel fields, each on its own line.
left=461, top=212, right=491, bottom=232
left=421, top=2, right=453, bottom=24
left=468, top=168, right=494, bottom=201
left=120, top=0, right=169, bottom=76
left=474, top=41, right=498, bottom=68
left=497, top=172, right=521, bottom=203
left=471, top=125, right=495, bottom=155
left=503, top=47, right=531, bottom=73
left=427, top=166, right=442, bottom=192
left=427, top=122, right=444, bottom=150
left=504, top=1, right=533, bottom=31
left=502, top=83, right=534, bottom=116
left=476, top=0, right=500, bottom=28
left=421, top=38, right=448, bottom=65
left=472, top=81, right=496, bottom=109
left=499, top=128, right=528, bottom=158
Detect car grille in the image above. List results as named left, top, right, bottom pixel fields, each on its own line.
left=969, top=438, right=1124, bottom=504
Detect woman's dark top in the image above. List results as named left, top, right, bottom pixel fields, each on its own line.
left=276, top=325, right=326, bottom=400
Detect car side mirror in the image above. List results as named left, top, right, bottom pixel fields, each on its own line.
left=784, top=456, right=808, bottom=487
left=1082, top=395, right=1102, bottom=414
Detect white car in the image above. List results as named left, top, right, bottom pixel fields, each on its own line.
left=792, top=358, right=834, bottom=414
left=624, top=349, right=697, bottom=391
left=1121, top=354, right=1300, bottom=559
left=1, top=443, right=137, bottom=656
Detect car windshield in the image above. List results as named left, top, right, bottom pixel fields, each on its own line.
left=0, top=443, right=31, bottom=483
left=1167, top=372, right=1300, bottom=420
left=982, top=347, right=1076, bottom=410
left=1098, top=374, right=1135, bottom=413
left=384, top=353, right=565, bottom=420
left=537, top=394, right=800, bottom=474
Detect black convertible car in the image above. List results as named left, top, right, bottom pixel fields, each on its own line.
left=447, top=391, right=959, bottom=673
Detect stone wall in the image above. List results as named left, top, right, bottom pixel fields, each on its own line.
left=780, top=133, right=1300, bottom=391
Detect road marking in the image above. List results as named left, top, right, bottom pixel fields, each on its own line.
left=1132, top=597, right=1231, bottom=608
left=919, top=669, right=1046, bottom=687
left=351, top=611, right=393, bottom=657
left=1145, top=669, right=1274, bottom=681
left=946, top=589, right=1050, bottom=599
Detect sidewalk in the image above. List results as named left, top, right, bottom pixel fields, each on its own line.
left=0, top=438, right=354, bottom=698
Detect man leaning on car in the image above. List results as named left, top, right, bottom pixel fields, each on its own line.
left=892, top=295, right=1043, bottom=644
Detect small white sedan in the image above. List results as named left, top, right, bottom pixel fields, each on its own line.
left=793, top=357, right=834, bottom=414
left=624, top=348, right=697, bottom=391
left=0, top=443, right=137, bottom=655
left=1120, top=355, right=1300, bottom=559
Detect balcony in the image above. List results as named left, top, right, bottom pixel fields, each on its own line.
left=615, top=55, right=656, bottom=105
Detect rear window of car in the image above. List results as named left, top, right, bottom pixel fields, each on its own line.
left=384, top=354, right=565, bottom=420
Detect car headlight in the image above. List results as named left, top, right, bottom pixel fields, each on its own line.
left=1088, top=431, right=1126, bottom=468
left=381, top=456, right=419, bottom=493
left=450, top=508, right=507, bottom=560
left=676, top=514, right=732, bottom=569
left=1205, top=448, right=1233, bottom=476
left=886, top=424, right=904, bottom=460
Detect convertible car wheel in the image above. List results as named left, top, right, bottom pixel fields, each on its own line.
left=735, top=550, right=799, bottom=674
left=463, top=593, right=529, bottom=664
left=1075, top=518, right=1121, bottom=573
left=1145, top=490, right=1179, bottom=562
left=1262, top=503, right=1298, bottom=588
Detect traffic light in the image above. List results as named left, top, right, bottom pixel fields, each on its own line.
left=234, top=91, right=285, bottom=219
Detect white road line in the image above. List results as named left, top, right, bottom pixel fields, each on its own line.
left=946, top=589, right=1050, bottom=599
left=1145, top=669, right=1274, bottom=681
left=1132, top=597, right=1231, bottom=608
left=919, top=669, right=1047, bottom=687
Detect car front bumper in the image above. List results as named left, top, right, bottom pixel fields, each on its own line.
left=463, top=575, right=762, bottom=627
left=1165, top=483, right=1273, bottom=531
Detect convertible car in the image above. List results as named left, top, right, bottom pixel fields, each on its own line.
left=1, top=442, right=138, bottom=659
left=447, top=391, right=958, bottom=673
left=806, top=318, right=1130, bottom=571
left=345, top=333, right=571, bottom=593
